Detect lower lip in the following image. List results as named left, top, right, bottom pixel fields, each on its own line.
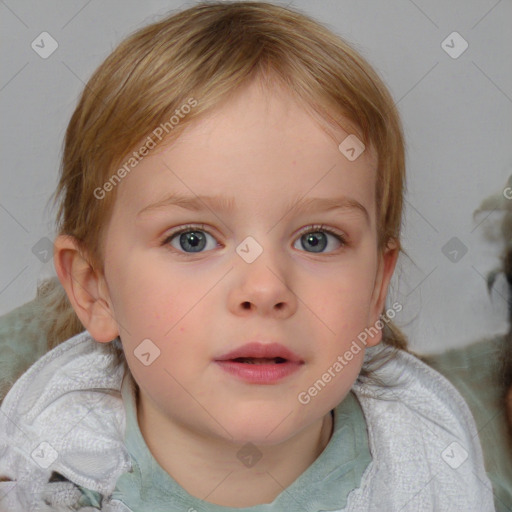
left=215, top=360, right=302, bottom=384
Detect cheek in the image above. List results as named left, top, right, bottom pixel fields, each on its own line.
left=106, top=250, right=184, bottom=333
left=313, top=265, right=376, bottom=327
left=108, top=253, right=209, bottom=352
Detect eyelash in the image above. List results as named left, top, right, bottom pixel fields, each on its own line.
left=161, top=223, right=348, bottom=255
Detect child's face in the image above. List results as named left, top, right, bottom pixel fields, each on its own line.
left=98, top=80, right=397, bottom=445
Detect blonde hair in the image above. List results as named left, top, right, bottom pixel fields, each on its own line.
left=42, top=0, right=408, bottom=352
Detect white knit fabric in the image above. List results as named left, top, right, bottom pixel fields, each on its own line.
left=0, top=331, right=496, bottom=511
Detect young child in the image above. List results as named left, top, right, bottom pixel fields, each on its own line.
left=0, top=2, right=495, bottom=510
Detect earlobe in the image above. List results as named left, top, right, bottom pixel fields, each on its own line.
left=366, top=239, right=400, bottom=347
left=53, top=235, right=119, bottom=343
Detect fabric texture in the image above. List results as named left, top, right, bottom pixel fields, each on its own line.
left=422, top=336, right=512, bottom=512
left=102, top=371, right=371, bottom=512
left=0, top=331, right=496, bottom=511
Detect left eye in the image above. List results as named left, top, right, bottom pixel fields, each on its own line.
left=293, top=226, right=346, bottom=253
left=162, top=225, right=346, bottom=255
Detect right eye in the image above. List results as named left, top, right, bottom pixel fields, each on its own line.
left=162, top=224, right=220, bottom=254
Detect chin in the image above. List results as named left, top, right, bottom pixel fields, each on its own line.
left=217, top=407, right=313, bottom=447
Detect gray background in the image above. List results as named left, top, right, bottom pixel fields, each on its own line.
left=1, top=0, right=511, bottom=354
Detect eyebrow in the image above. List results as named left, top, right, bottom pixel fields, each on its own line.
left=137, top=192, right=370, bottom=225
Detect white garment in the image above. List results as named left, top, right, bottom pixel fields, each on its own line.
left=0, top=331, right=496, bottom=511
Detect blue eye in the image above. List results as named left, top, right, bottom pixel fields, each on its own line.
left=162, top=224, right=347, bottom=255
left=163, top=224, right=218, bottom=254
left=293, top=225, right=347, bottom=253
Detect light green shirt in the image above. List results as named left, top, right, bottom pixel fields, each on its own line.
left=79, top=372, right=371, bottom=511
left=1, top=299, right=509, bottom=509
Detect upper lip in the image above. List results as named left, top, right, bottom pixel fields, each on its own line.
left=215, top=342, right=304, bottom=363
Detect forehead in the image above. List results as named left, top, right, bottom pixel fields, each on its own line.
left=111, top=81, right=378, bottom=224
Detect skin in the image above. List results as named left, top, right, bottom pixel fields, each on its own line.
left=54, top=79, right=398, bottom=507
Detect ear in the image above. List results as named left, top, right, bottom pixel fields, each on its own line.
left=53, top=234, right=119, bottom=343
left=365, top=238, right=400, bottom=347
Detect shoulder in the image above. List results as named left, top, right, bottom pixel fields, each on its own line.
left=0, top=330, right=126, bottom=427
left=355, top=343, right=490, bottom=423
left=422, top=335, right=512, bottom=512
left=348, top=344, right=495, bottom=511
left=0, top=331, right=132, bottom=508
left=419, top=335, right=505, bottom=431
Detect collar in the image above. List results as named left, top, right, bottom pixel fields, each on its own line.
left=112, top=369, right=371, bottom=511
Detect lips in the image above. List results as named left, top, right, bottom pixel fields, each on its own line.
left=215, top=342, right=303, bottom=364
left=214, top=342, right=304, bottom=384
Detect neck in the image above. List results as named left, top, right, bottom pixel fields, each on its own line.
left=136, top=388, right=334, bottom=508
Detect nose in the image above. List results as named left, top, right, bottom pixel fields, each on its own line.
left=228, top=246, right=298, bottom=318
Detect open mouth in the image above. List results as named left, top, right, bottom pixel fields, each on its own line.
left=232, top=357, right=288, bottom=365
left=214, top=342, right=303, bottom=383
